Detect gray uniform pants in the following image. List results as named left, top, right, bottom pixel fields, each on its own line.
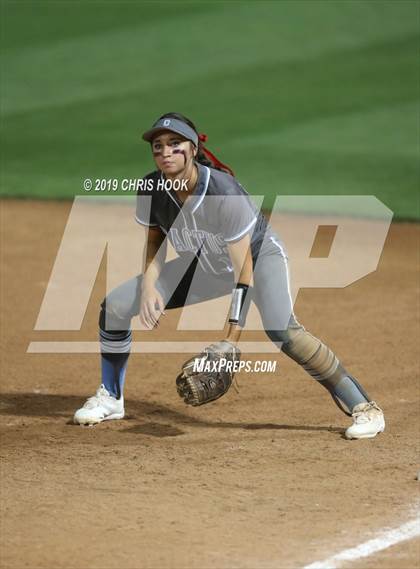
left=99, top=236, right=369, bottom=413
left=101, top=235, right=299, bottom=341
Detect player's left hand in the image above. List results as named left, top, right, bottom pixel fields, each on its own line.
left=175, top=340, right=241, bottom=406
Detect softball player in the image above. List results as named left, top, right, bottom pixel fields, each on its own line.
left=74, top=112, right=385, bottom=439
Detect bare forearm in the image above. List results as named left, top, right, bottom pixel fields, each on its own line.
left=225, top=322, right=242, bottom=343
left=142, top=234, right=166, bottom=290
left=236, top=258, right=253, bottom=287
left=143, top=257, right=163, bottom=288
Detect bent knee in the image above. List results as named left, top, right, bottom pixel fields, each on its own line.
left=265, top=314, right=305, bottom=345
left=265, top=329, right=295, bottom=345
left=268, top=324, right=320, bottom=362
left=99, top=295, right=133, bottom=328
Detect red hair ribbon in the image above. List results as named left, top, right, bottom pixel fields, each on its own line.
left=198, top=133, right=234, bottom=176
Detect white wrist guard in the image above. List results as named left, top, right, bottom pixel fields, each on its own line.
left=229, top=283, right=253, bottom=328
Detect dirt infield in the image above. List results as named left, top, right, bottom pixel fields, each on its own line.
left=1, top=200, right=419, bottom=569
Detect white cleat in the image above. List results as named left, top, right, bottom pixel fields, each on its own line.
left=345, top=401, right=385, bottom=440
left=73, top=385, right=124, bottom=426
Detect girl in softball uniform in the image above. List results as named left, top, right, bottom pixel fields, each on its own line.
left=74, top=112, right=385, bottom=439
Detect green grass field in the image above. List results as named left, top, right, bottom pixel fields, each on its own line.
left=1, top=0, right=419, bottom=219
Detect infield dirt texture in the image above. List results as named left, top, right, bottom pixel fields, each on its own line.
left=1, top=1, right=419, bottom=568
left=1, top=201, right=419, bottom=568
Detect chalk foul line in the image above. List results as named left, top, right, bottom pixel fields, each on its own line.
left=303, top=515, right=420, bottom=569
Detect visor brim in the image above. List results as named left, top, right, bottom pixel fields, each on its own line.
left=142, top=126, right=191, bottom=144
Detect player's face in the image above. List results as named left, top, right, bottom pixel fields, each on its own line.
left=151, top=131, right=196, bottom=176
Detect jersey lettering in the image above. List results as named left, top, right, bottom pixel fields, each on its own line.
left=169, top=228, right=188, bottom=252
left=181, top=227, right=195, bottom=250
left=169, top=227, right=228, bottom=256
left=136, top=163, right=272, bottom=275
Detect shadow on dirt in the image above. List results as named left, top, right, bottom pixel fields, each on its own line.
left=0, top=392, right=82, bottom=418
left=124, top=422, right=185, bottom=437
left=0, top=393, right=343, bottom=435
left=243, top=423, right=343, bottom=433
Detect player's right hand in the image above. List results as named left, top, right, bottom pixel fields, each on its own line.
left=139, top=285, right=165, bottom=329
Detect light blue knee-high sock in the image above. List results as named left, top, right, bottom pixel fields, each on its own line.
left=99, top=330, right=131, bottom=399
left=101, top=353, right=129, bottom=399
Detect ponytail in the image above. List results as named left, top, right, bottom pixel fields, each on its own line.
left=197, top=133, right=234, bottom=176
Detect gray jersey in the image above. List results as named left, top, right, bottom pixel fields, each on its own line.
left=135, top=162, right=281, bottom=275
